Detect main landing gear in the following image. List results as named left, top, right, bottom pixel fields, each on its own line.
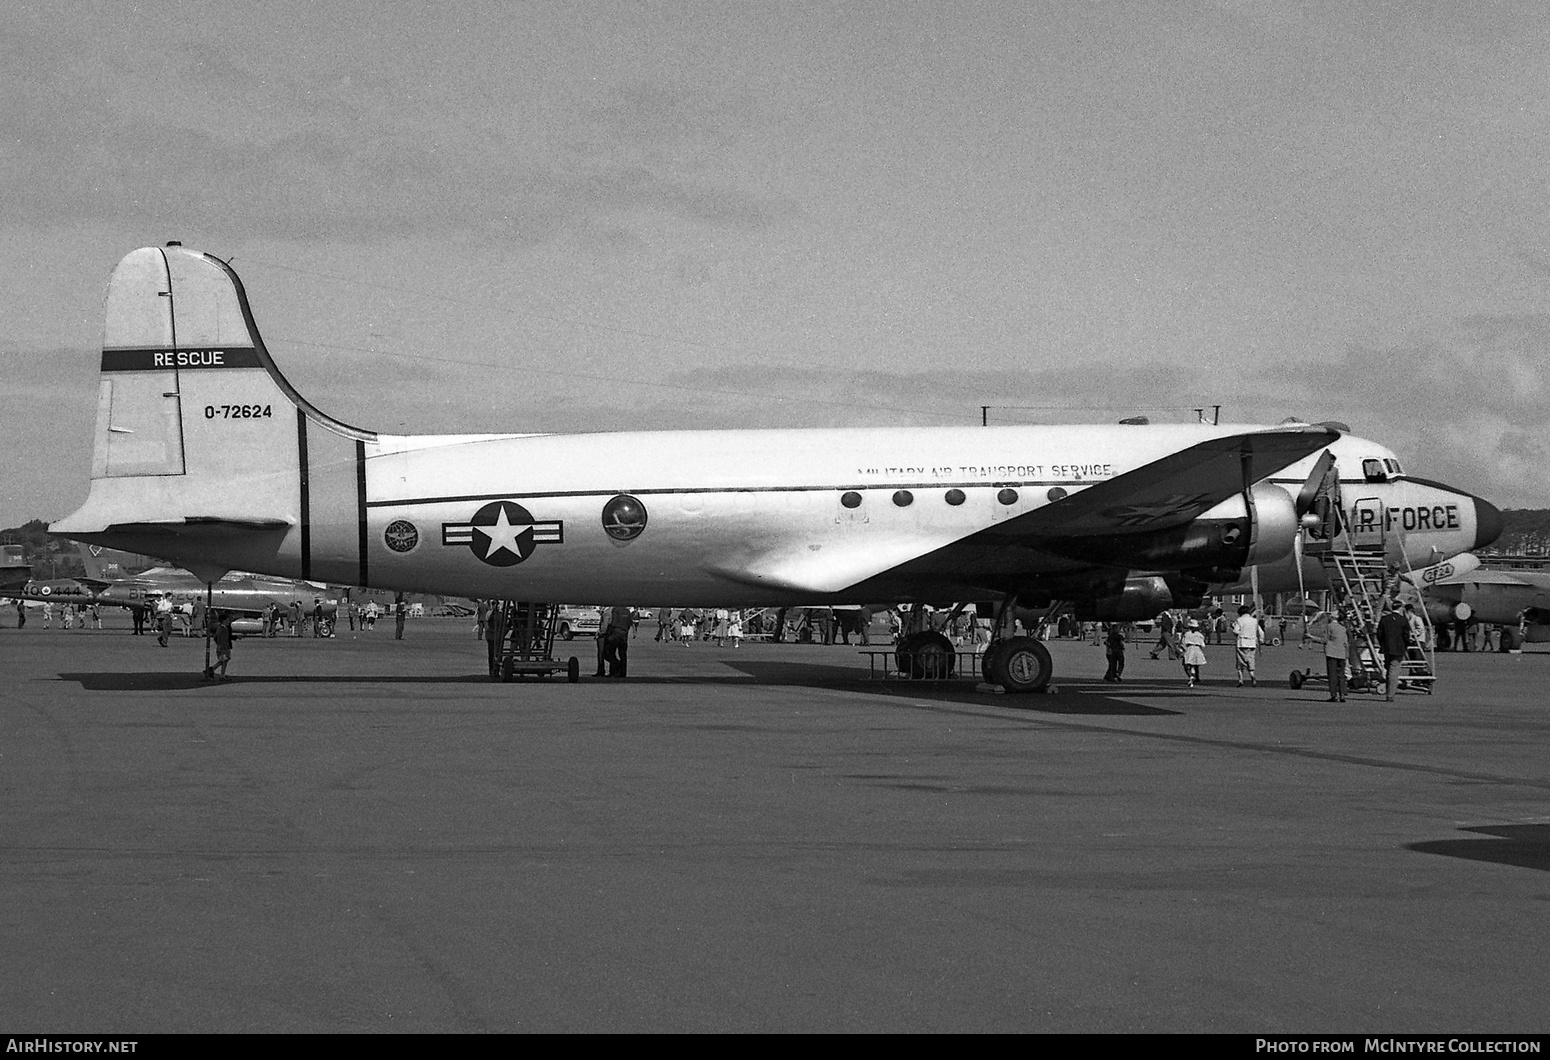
left=895, top=622, right=956, bottom=679
left=980, top=597, right=1054, bottom=694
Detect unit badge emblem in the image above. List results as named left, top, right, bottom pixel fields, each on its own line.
left=442, top=501, right=563, bottom=567
left=384, top=519, right=420, bottom=553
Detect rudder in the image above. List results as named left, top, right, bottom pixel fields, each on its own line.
left=55, top=243, right=375, bottom=582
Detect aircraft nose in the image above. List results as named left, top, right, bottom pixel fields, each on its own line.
left=1472, top=495, right=1504, bottom=551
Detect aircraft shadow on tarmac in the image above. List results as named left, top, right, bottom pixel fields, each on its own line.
left=58, top=671, right=495, bottom=691
left=1407, top=824, right=1550, bottom=873
left=718, top=660, right=1185, bottom=716
left=55, top=665, right=1186, bottom=716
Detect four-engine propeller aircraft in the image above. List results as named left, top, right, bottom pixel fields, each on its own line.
left=50, top=244, right=1501, bottom=692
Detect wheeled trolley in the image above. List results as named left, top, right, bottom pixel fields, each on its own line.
left=487, top=601, right=581, bottom=683
left=1287, top=660, right=1375, bottom=693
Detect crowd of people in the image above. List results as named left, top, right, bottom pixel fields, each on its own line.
left=6, top=599, right=104, bottom=630
left=3, top=586, right=1512, bottom=699
left=1109, top=604, right=1270, bottom=686
left=1123, top=598, right=1436, bottom=700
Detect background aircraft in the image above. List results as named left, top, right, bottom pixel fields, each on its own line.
left=1414, top=558, right=1550, bottom=646
left=97, top=566, right=343, bottom=619
left=0, top=544, right=30, bottom=591
left=50, top=245, right=1500, bottom=692
left=10, top=541, right=341, bottom=623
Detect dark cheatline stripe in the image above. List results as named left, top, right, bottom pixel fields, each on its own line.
left=356, top=440, right=369, bottom=589
left=297, top=410, right=311, bottom=581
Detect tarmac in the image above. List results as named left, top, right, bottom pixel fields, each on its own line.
left=2, top=614, right=1548, bottom=1033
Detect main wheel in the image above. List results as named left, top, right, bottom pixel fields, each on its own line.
left=897, top=631, right=955, bottom=679
left=501, top=656, right=514, bottom=683
left=1288, top=670, right=1304, bottom=690
left=567, top=656, right=580, bottom=683
left=982, top=641, right=1007, bottom=683
left=559, top=623, right=573, bottom=640
left=988, top=637, right=1052, bottom=694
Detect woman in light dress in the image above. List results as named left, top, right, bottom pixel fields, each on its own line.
left=1181, top=619, right=1208, bottom=688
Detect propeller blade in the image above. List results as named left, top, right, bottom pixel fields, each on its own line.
left=1294, top=450, right=1336, bottom=516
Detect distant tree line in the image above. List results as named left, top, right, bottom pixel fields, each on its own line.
left=0, top=521, right=87, bottom=579
left=1487, top=509, right=1550, bottom=556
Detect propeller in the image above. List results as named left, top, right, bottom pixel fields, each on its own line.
left=1294, top=449, right=1337, bottom=523
left=1290, top=451, right=1334, bottom=631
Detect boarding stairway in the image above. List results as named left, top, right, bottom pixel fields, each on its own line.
left=486, top=601, right=581, bottom=683
left=1306, top=509, right=1436, bottom=695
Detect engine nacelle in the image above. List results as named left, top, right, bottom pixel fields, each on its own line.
left=1077, top=574, right=1174, bottom=621
left=1173, top=481, right=1301, bottom=570
left=1422, top=598, right=1466, bottom=626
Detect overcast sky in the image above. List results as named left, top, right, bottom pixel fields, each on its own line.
left=5, top=0, right=1550, bottom=527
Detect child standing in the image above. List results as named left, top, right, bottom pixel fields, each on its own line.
left=1181, top=619, right=1208, bottom=688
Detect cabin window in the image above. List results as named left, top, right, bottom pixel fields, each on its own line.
left=944, top=489, right=966, bottom=506
left=892, top=490, right=914, bottom=507
left=997, top=488, right=1019, bottom=506
left=840, top=491, right=862, bottom=509
left=1047, top=487, right=1068, bottom=502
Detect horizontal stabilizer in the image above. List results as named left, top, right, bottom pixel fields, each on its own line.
left=60, top=516, right=293, bottom=537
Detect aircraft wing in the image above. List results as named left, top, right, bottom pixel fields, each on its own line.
left=716, top=427, right=1337, bottom=596
left=997, top=428, right=1334, bottom=536
left=885, top=427, right=1335, bottom=580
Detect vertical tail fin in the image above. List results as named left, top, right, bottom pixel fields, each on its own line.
left=53, top=244, right=376, bottom=583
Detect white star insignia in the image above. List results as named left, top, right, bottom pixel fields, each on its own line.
left=476, top=506, right=530, bottom=561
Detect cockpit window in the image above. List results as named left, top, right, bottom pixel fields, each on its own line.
left=1384, top=458, right=1402, bottom=475
left=1362, top=458, right=1388, bottom=483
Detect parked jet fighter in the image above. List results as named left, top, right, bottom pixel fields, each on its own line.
left=50, top=245, right=1501, bottom=691
left=12, top=563, right=338, bottom=622
left=1413, top=558, right=1550, bottom=646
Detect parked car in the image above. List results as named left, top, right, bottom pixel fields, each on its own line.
left=555, top=606, right=601, bottom=640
